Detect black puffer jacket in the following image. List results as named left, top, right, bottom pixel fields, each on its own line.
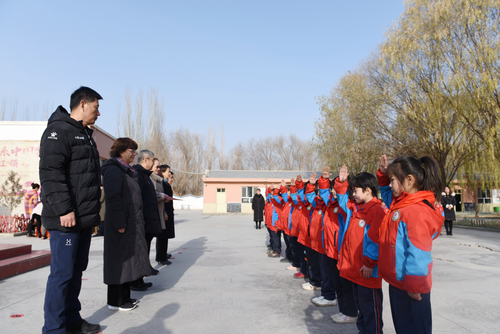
left=132, top=164, right=161, bottom=234
left=39, top=106, right=101, bottom=232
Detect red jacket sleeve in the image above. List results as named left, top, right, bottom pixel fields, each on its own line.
left=318, top=176, right=330, bottom=190
left=334, top=178, right=348, bottom=195
left=377, top=169, right=390, bottom=186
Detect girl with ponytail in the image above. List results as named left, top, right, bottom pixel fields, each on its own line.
left=375, top=155, right=445, bottom=334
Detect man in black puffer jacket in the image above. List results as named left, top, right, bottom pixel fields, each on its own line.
left=40, top=87, right=102, bottom=334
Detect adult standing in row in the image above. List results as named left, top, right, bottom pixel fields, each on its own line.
left=252, top=188, right=265, bottom=229
left=131, top=150, right=161, bottom=291
left=101, top=138, right=151, bottom=311
left=40, top=86, right=102, bottom=334
left=156, top=164, right=174, bottom=265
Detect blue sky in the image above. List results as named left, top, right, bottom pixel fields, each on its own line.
left=0, top=0, right=404, bottom=148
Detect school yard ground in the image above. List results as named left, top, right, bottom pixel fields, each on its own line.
left=1, top=211, right=499, bottom=334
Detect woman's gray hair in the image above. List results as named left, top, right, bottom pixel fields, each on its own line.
left=137, top=149, right=154, bottom=163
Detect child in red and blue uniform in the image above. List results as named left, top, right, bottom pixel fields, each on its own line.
left=290, top=175, right=309, bottom=278
left=376, top=155, right=444, bottom=334
left=265, top=187, right=275, bottom=254
left=298, top=177, right=322, bottom=291
left=268, top=186, right=283, bottom=258
left=286, top=182, right=302, bottom=271
left=278, top=181, right=294, bottom=263
left=306, top=170, right=338, bottom=307
left=335, top=165, right=387, bottom=334
left=319, top=172, right=359, bottom=323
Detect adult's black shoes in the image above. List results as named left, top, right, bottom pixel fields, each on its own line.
left=158, top=260, right=172, bottom=265
left=130, top=283, right=148, bottom=291
left=66, top=319, right=100, bottom=334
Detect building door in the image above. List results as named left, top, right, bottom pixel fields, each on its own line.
left=455, top=190, right=462, bottom=212
left=216, top=188, right=226, bottom=213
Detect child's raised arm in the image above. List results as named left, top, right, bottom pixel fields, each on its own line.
left=334, top=165, right=350, bottom=214
left=306, top=173, right=318, bottom=208
left=319, top=166, right=332, bottom=206
left=377, top=155, right=393, bottom=209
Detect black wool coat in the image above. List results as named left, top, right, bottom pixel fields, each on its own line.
left=442, top=194, right=456, bottom=221
left=252, top=194, right=265, bottom=221
left=101, top=158, right=151, bottom=285
left=132, top=164, right=162, bottom=234
left=39, top=106, right=101, bottom=232
left=157, top=180, right=175, bottom=239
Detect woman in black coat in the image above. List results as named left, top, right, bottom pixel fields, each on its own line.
left=101, top=138, right=152, bottom=311
left=156, top=165, right=175, bottom=265
left=252, top=189, right=265, bottom=229
left=442, top=186, right=456, bottom=236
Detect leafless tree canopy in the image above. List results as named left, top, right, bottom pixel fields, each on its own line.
left=117, top=89, right=322, bottom=196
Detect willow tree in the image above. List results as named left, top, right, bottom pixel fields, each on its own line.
left=315, top=70, right=384, bottom=175
left=367, top=0, right=499, bottom=186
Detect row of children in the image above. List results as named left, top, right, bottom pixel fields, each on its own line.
left=263, top=154, right=445, bottom=334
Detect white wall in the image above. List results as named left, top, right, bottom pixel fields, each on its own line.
left=173, top=195, right=203, bottom=210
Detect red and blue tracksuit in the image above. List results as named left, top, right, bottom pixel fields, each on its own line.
left=376, top=170, right=444, bottom=334
left=289, top=183, right=308, bottom=272
left=335, top=178, right=386, bottom=334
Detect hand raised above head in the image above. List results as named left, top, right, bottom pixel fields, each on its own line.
left=379, top=155, right=388, bottom=174
left=291, top=178, right=295, bottom=185
left=309, top=173, right=317, bottom=185
left=339, top=165, right=349, bottom=182
left=322, top=166, right=332, bottom=179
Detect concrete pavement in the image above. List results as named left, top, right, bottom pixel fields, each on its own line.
left=1, top=211, right=499, bottom=334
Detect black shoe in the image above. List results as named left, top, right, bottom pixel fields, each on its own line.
left=129, top=298, right=138, bottom=305
left=158, top=260, right=172, bottom=265
left=130, top=284, right=148, bottom=291
left=143, top=282, right=153, bottom=288
left=67, top=319, right=100, bottom=334
left=151, top=268, right=159, bottom=275
left=167, top=254, right=172, bottom=259
left=62, top=330, right=81, bottom=334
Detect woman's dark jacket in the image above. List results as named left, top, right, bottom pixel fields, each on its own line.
left=39, top=106, right=101, bottom=232
left=157, top=180, right=175, bottom=239
left=101, top=158, right=151, bottom=285
left=132, top=164, right=161, bottom=234
left=252, top=194, right=265, bottom=221
left=442, top=194, right=456, bottom=221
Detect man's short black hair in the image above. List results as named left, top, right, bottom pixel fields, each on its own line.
left=70, top=86, right=103, bottom=111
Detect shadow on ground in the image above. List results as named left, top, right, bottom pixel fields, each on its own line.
left=85, top=237, right=207, bottom=328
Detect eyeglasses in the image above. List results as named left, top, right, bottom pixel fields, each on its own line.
left=127, top=149, right=137, bottom=155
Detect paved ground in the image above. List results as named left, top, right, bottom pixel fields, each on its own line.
left=1, top=211, right=500, bottom=334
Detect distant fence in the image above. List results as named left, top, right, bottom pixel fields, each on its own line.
left=456, top=217, right=500, bottom=229
left=0, top=215, right=29, bottom=233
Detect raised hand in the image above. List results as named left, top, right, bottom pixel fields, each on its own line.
left=322, top=166, right=332, bottom=179
left=296, top=174, right=302, bottom=182
left=379, top=155, right=388, bottom=174
left=280, top=179, right=286, bottom=187
left=339, top=165, right=349, bottom=182
left=309, top=173, right=317, bottom=185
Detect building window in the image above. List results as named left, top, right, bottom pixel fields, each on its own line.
left=242, top=186, right=258, bottom=203
left=478, top=189, right=491, bottom=204
left=217, top=188, right=226, bottom=193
